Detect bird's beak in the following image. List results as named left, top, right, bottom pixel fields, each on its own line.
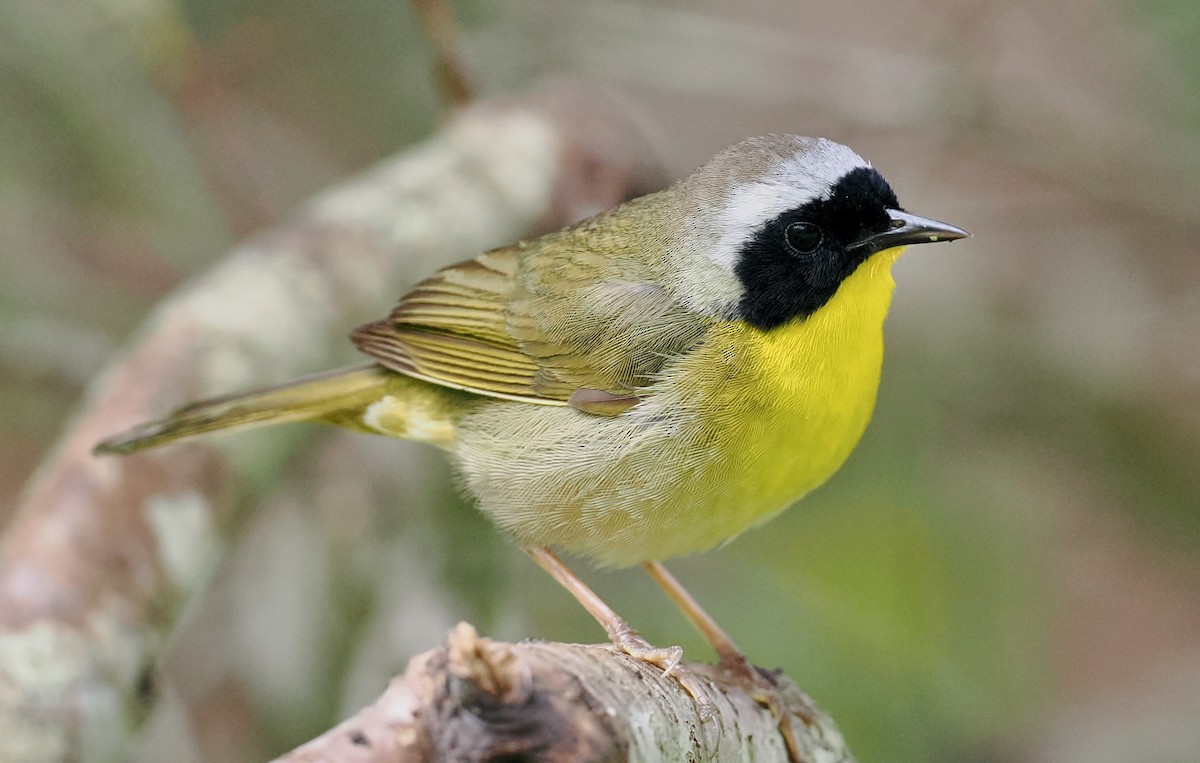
left=849, top=210, right=970, bottom=255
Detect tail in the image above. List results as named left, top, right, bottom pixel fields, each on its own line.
left=95, top=364, right=400, bottom=455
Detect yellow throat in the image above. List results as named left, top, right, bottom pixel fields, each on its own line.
left=638, top=246, right=904, bottom=560
left=742, top=245, right=903, bottom=499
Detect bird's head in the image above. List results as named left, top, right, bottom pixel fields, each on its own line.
left=672, top=135, right=968, bottom=329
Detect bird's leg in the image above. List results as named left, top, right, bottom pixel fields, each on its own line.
left=524, top=547, right=684, bottom=674
left=643, top=561, right=807, bottom=762
left=641, top=561, right=759, bottom=680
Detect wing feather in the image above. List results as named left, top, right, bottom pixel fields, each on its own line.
left=351, top=202, right=716, bottom=411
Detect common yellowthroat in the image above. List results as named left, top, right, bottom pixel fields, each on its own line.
left=97, top=135, right=967, bottom=694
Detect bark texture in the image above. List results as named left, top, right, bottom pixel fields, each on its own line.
left=276, top=623, right=853, bottom=763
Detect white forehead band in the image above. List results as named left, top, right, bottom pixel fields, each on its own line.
left=709, top=139, right=870, bottom=269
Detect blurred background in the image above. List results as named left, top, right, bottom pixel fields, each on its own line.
left=2, top=0, right=1198, bottom=761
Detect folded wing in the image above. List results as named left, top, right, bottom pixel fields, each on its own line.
left=351, top=210, right=714, bottom=412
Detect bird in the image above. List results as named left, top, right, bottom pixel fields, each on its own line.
left=96, top=134, right=967, bottom=711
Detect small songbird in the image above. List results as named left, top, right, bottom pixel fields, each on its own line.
left=97, top=135, right=967, bottom=701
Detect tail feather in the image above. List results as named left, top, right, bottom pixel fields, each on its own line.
left=94, top=364, right=391, bottom=455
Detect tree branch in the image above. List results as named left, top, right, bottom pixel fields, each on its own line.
left=410, top=0, right=474, bottom=108
left=275, top=623, right=853, bottom=763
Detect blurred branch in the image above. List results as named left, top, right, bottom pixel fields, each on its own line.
left=411, top=0, right=474, bottom=108
left=275, top=623, right=851, bottom=763
left=0, top=84, right=664, bottom=762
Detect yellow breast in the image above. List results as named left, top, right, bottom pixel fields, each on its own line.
left=629, top=248, right=900, bottom=557
left=730, top=248, right=900, bottom=513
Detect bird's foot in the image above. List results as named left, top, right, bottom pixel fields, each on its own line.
left=715, top=652, right=811, bottom=763
left=612, top=628, right=683, bottom=674
left=611, top=627, right=716, bottom=718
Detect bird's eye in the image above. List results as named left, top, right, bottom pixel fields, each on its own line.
left=784, top=222, right=823, bottom=255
